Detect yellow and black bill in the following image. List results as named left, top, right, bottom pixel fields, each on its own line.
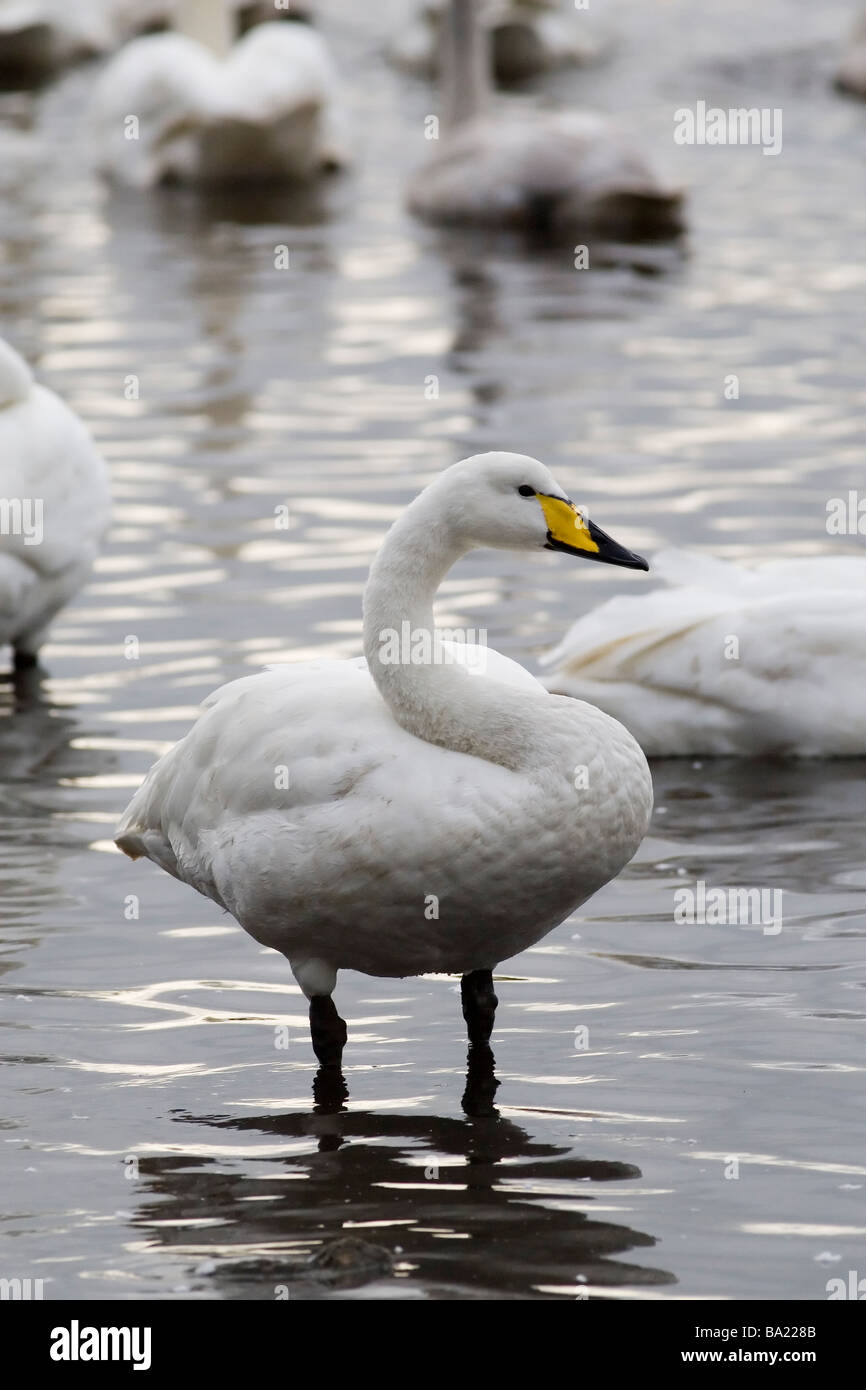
left=538, top=494, right=649, bottom=572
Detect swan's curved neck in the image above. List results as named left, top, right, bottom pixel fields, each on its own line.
left=363, top=488, right=533, bottom=771
left=441, top=0, right=490, bottom=129
left=177, top=0, right=234, bottom=57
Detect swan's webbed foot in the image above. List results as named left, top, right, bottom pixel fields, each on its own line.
left=461, top=969, right=498, bottom=1048
left=309, top=995, right=347, bottom=1069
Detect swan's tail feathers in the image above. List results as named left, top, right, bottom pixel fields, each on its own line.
left=115, top=833, right=144, bottom=861
left=115, top=822, right=181, bottom=880
left=0, top=338, right=33, bottom=410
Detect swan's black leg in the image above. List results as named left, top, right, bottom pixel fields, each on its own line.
left=309, top=995, right=347, bottom=1069
left=13, top=648, right=38, bottom=671
left=461, top=969, right=498, bottom=1048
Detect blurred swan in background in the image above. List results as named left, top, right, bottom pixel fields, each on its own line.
left=0, top=0, right=160, bottom=80
left=116, top=453, right=652, bottom=1070
left=835, top=11, right=866, bottom=97
left=408, top=0, right=683, bottom=240
left=93, top=0, right=347, bottom=187
left=0, top=338, right=110, bottom=671
left=543, top=549, right=866, bottom=756
left=389, top=0, right=605, bottom=83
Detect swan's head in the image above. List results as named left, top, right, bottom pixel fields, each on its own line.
left=436, top=452, right=649, bottom=570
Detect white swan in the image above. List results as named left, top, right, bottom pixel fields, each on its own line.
left=116, top=452, right=652, bottom=1069
left=543, top=548, right=866, bottom=757
left=389, top=0, right=604, bottom=83
left=408, top=0, right=683, bottom=240
left=836, top=12, right=866, bottom=97
left=0, top=338, right=110, bottom=671
left=93, top=0, right=346, bottom=187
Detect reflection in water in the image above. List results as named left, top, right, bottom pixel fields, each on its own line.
left=0, top=671, right=117, bottom=933
left=126, top=1048, right=674, bottom=1299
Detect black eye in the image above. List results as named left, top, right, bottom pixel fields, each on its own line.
left=517, top=485, right=535, bottom=497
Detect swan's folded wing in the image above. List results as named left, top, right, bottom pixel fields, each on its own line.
left=114, top=660, right=401, bottom=900
left=544, top=550, right=866, bottom=676
left=545, top=570, right=866, bottom=755
left=113, top=649, right=546, bottom=918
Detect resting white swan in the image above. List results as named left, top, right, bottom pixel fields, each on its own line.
left=408, top=0, right=683, bottom=240
left=116, top=452, right=652, bottom=1069
left=543, top=549, right=866, bottom=757
left=389, top=0, right=604, bottom=83
left=93, top=0, right=346, bottom=187
left=0, top=338, right=110, bottom=671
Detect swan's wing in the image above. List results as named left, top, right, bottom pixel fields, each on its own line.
left=116, top=660, right=380, bottom=881
left=545, top=555, right=866, bottom=754
left=92, top=34, right=219, bottom=185
left=545, top=551, right=866, bottom=669
left=542, top=553, right=736, bottom=672
left=114, top=652, right=547, bottom=923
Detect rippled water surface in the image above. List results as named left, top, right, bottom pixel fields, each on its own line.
left=1, top=0, right=865, bottom=1300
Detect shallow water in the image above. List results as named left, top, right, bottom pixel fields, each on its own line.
left=1, top=0, right=865, bottom=1300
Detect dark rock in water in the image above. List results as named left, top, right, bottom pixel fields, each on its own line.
left=307, top=1236, right=394, bottom=1289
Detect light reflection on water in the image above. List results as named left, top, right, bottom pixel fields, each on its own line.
left=1, top=0, right=865, bottom=1299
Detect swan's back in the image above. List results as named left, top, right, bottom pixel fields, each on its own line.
left=544, top=550, right=866, bottom=755
left=94, top=21, right=346, bottom=185
left=409, top=108, right=683, bottom=238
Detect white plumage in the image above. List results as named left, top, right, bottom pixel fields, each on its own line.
left=116, top=453, right=652, bottom=1064
left=93, top=4, right=346, bottom=187
left=0, top=338, right=110, bottom=670
left=410, top=106, right=685, bottom=240
left=544, top=549, right=866, bottom=757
